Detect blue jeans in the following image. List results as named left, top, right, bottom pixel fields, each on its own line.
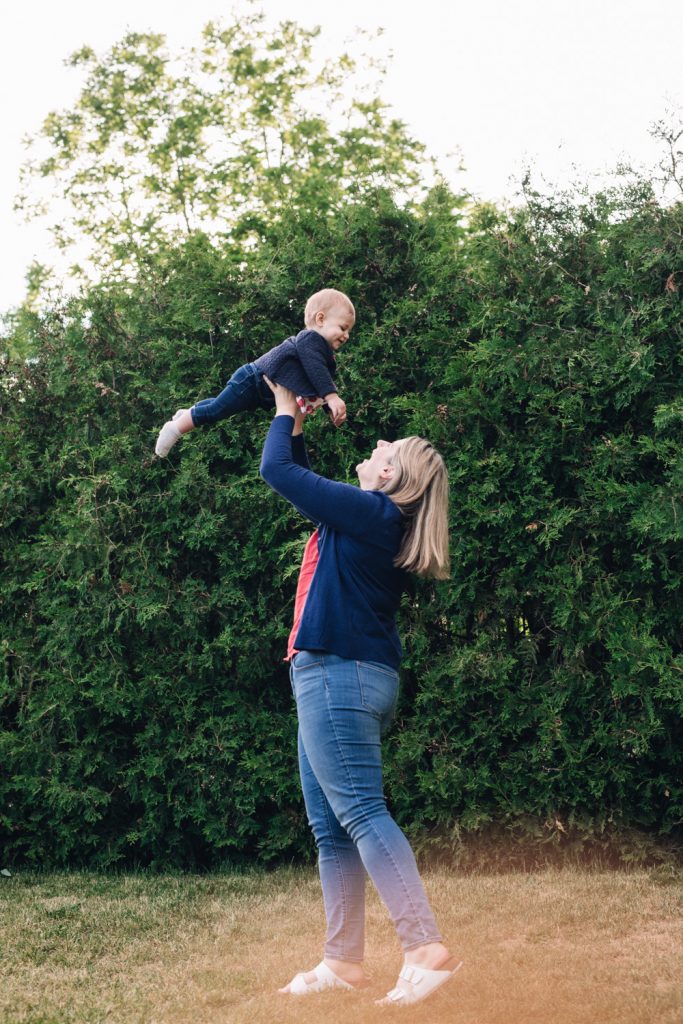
left=190, top=362, right=273, bottom=426
left=290, top=650, right=442, bottom=962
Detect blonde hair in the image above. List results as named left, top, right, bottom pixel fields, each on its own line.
left=381, top=437, right=450, bottom=580
left=304, top=288, right=355, bottom=327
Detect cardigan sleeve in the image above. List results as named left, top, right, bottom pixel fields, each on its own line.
left=260, top=416, right=396, bottom=539
left=291, top=432, right=310, bottom=470
left=295, top=331, right=337, bottom=397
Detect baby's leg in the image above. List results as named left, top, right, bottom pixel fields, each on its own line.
left=173, top=410, right=194, bottom=434
left=155, top=410, right=191, bottom=457
left=155, top=365, right=264, bottom=457
left=190, top=364, right=262, bottom=426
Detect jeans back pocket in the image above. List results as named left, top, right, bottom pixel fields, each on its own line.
left=355, top=660, right=399, bottom=724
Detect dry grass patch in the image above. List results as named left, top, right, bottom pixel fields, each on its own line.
left=1, top=865, right=682, bottom=1023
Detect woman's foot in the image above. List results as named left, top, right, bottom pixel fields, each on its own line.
left=375, top=942, right=462, bottom=1006
left=405, top=941, right=452, bottom=970
left=278, top=957, right=367, bottom=994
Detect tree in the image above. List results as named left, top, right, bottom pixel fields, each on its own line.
left=16, top=2, right=428, bottom=283
left=649, top=106, right=683, bottom=200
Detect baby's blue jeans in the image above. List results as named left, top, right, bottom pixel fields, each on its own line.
left=290, top=650, right=443, bottom=962
left=190, top=362, right=273, bottom=426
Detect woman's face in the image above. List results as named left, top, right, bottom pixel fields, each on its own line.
left=356, top=439, right=400, bottom=491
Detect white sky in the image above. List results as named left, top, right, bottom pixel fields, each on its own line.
left=1, top=0, right=681, bottom=312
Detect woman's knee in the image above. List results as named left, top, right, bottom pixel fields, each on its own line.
left=312, top=827, right=355, bottom=853
left=333, top=796, right=393, bottom=845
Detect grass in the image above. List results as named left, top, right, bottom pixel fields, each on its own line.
left=1, top=864, right=682, bottom=1023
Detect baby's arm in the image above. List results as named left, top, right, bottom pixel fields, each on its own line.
left=324, top=393, right=347, bottom=426
left=296, top=333, right=347, bottom=427
left=296, top=334, right=336, bottom=397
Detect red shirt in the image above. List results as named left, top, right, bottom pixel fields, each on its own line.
left=285, top=529, right=320, bottom=661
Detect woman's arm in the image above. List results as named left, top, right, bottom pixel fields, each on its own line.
left=260, top=381, right=389, bottom=537
left=291, top=432, right=310, bottom=471
left=260, top=377, right=312, bottom=517
left=260, top=416, right=380, bottom=535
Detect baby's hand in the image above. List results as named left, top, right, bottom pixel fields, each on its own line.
left=325, top=394, right=347, bottom=427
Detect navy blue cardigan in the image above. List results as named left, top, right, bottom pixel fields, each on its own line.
left=260, top=415, right=409, bottom=669
left=253, top=329, right=337, bottom=399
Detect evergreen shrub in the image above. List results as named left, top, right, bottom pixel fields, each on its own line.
left=1, top=184, right=681, bottom=868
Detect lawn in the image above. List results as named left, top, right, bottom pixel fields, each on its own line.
left=1, top=864, right=682, bottom=1023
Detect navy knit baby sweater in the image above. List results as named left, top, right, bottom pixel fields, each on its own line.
left=260, top=415, right=409, bottom=669
left=253, top=329, right=337, bottom=399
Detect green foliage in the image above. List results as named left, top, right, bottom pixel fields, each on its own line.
left=16, top=3, right=426, bottom=282
left=1, top=180, right=682, bottom=868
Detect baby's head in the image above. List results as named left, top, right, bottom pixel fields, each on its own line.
left=304, top=288, right=355, bottom=351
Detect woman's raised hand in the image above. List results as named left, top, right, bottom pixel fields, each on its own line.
left=262, top=376, right=298, bottom=416
left=262, top=376, right=304, bottom=434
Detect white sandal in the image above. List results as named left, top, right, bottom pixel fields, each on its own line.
left=281, top=960, right=361, bottom=995
left=378, top=956, right=463, bottom=1006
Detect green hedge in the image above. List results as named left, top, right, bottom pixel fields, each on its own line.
left=1, top=184, right=681, bottom=868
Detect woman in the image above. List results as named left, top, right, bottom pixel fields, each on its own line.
left=260, top=379, right=462, bottom=1007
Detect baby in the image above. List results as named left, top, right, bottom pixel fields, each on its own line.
left=155, top=288, right=354, bottom=457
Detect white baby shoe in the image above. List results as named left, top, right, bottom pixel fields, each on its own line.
left=154, top=410, right=185, bottom=457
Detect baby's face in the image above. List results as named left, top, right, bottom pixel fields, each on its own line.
left=313, top=305, right=355, bottom=350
